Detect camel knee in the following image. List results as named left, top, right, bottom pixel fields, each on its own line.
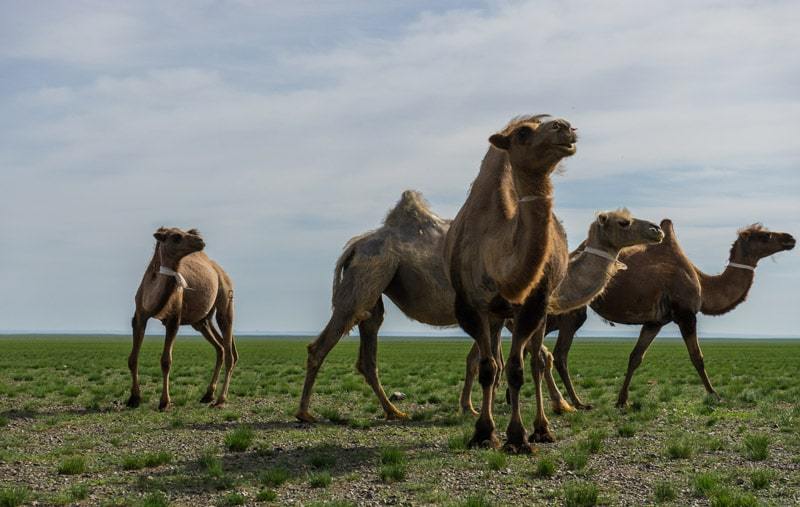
left=478, top=357, right=498, bottom=388
left=160, top=356, right=171, bottom=373
left=506, top=358, right=524, bottom=390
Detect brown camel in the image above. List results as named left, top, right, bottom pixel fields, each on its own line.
left=547, top=221, right=795, bottom=409
left=459, top=208, right=664, bottom=415
left=127, top=227, right=237, bottom=411
left=295, top=192, right=662, bottom=423
left=444, top=114, right=576, bottom=452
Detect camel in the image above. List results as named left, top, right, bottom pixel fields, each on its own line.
left=444, top=114, right=576, bottom=453
left=295, top=190, right=662, bottom=423
left=126, top=227, right=237, bottom=411
left=459, top=208, right=664, bottom=415
left=546, top=221, right=796, bottom=409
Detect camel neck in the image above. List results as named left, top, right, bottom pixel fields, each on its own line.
left=549, top=245, right=617, bottom=314
left=696, top=254, right=756, bottom=316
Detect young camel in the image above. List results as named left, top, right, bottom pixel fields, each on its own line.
left=127, top=227, right=237, bottom=411
left=295, top=192, right=662, bottom=423
left=547, top=221, right=795, bottom=409
left=459, top=208, right=664, bottom=415
left=444, top=114, right=576, bottom=452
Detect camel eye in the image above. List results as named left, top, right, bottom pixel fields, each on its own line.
left=171, top=235, right=182, bottom=243
left=552, top=123, right=560, bottom=130
left=618, top=220, right=631, bottom=228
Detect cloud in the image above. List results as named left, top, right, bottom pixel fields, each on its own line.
left=0, top=0, right=798, bottom=335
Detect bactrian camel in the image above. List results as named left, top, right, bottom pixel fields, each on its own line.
left=295, top=191, right=662, bottom=423
left=444, top=114, right=576, bottom=452
left=460, top=208, right=664, bottom=415
left=127, top=227, right=237, bottom=411
left=540, top=221, right=795, bottom=409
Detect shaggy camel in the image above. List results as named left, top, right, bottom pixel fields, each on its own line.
left=127, top=227, right=237, bottom=410
left=295, top=191, right=662, bottom=423
left=459, top=208, right=664, bottom=416
left=444, top=114, right=576, bottom=452
left=548, top=221, right=795, bottom=409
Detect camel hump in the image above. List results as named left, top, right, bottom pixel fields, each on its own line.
left=659, top=219, right=676, bottom=242
left=383, top=189, right=445, bottom=229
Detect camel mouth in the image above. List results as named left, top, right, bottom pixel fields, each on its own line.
left=782, top=239, right=795, bottom=250
left=553, top=143, right=576, bottom=154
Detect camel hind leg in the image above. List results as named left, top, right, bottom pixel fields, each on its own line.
left=193, top=318, right=224, bottom=404
left=211, top=291, right=236, bottom=407
left=552, top=308, right=591, bottom=409
left=461, top=320, right=502, bottom=416
left=355, top=298, right=406, bottom=420
left=158, top=317, right=180, bottom=411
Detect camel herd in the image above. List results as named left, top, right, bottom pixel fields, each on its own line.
left=130, top=114, right=795, bottom=454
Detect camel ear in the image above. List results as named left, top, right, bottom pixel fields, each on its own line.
left=597, top=213, right=608, bottom=226
left=489, top=133, right=511, bottom=150
left=153, top=230, right=167, bottom=242
left=187, top=228, right=200, bottom=236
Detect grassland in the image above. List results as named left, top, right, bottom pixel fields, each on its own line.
left=0, top=335, right=798, bottom=506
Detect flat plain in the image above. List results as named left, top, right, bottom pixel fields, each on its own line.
left=0, top=336, right=798, bottom=506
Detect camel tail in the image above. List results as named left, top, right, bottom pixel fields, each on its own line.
left=331, top=232, right=372, bottom=306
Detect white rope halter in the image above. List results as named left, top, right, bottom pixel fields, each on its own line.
left=518, top=194, right=552, bottom=203
left=583, top=247, right=627, bottom=270
left=727, top=262, right=755, bottom=272
left=158, top=266, right=190, bottom=289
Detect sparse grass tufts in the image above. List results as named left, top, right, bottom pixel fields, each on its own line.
left=256, top=489, right=277, bottom=502
left=123, top=451, right=172, bottom=470
left=379, top=463, right=406, bottom=483
left=617, top=423, right=636, bottom=438
left=583, top=430, right=605, bottom=454
left=0, top=487, right=29, bottom=507
left=68, top=484, right=89, bottom=501
left=260, top=466, right=291, bottom=487
left=200, top=450, right=224, bottom=479
left=666, top=435, right=693, bottom=459
left=141, top=491, right=169, bottom=507
left=459, top=495, right=493, bottom=507
left=564, top=447, right=588, bottom=471
left=563, top=480, right=599, bottom=507
left=534, top=456, right=556, bottom=478
left=484, top=450, right=507, bottom=471
left=710, top=488, right=758, bottom=507
left=380, top=446, right=405, bottom=465
left=57, top=456, right=87, bottom=475
left=447, top=429, right=471, bottom=451
left=749, top=469, right=775, bottom=490
left=218, top=492, right=245, bottom=506
left=653, top=481, right=677, bottom=503
left=742, top=434, right=770, bottom=461
left=224, top=426, right=254, bottom=452
left=308, top=471, right=332, bottom=488
left=693, top=472, right=721, bottom=498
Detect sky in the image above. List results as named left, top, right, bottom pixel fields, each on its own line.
left=0, top=0, right=798, bottom=338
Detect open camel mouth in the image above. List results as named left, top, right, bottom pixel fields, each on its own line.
left=782, top=240, right=795, bottom=250
left=553, top=143, right=577, bottom=154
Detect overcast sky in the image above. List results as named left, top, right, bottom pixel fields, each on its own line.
left=1, top=0, right=798, bottom=337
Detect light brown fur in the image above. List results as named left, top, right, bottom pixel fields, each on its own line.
left=547, top=221, right=795, bottom=409
left=444, top=115, right=576, bottom=453
left=127, top=227, right=237, bottom=411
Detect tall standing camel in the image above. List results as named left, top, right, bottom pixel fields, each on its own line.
left=547, top=221, right=795, bottom=409
left=295, top=190, right=662, bottom=423
left=127, top=227, right=237, bottom=411
left=459, top=208, right=664, bottom=415
left=444, top=114, right=576, bottom=452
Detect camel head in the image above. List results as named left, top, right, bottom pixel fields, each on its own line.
left=488, top=114, right=577, bottom=173
left=153, top=227, right=205, bottom=262
left=732, top=224, right=795, bottom=264
left=591, top=209, right=664, bottom=251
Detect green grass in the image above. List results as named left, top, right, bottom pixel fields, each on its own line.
left=563, top=481, right=599, bottom=507
left=224, top=426, right=254, bottom=452
left=742, top=433, right=770, bottom=461
left=218, top=492, right=246, bottom=506
left=710, top=488, right=759, bottom=507
left=141, top=491, right=169, bottom=507
left=653, top=480, right=677, bottom=503
left=0, top=487, right=29, bottom=507
left=2, top=336, right=799, bottom=505
left=57, top=456, right=87, bottom=475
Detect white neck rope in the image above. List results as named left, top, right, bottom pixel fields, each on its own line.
left=518, top=194, right=552, bottom=203
left=583, top=247, right=627, bottom=270
left=728, top=262, right=755, bottom=272
left=158, top=266, right=190, bottom=289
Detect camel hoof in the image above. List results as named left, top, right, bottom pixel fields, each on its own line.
left=461, top=407, right=480, bottom=417
left=158, top=401, right=172, bottom=412
left=551, top=400, right=576, bottom=415
left=386, top=411, right=409, bottom=421
left=199, top=392, right=215, bottom=404
left=295, top=411, right=317, bottom=424
left=615, top=401, right=628, bottom=410
left=125, top=396, right=141, bottom=408
left=529, top=429, right=556, bottom=443
left=468, top=432, right=501, bottom=450
left=575, top=402, right=593, bottom=411
left=211, top=400, right=226, bottom=409
left=503, top=440, right=533, bottom=455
